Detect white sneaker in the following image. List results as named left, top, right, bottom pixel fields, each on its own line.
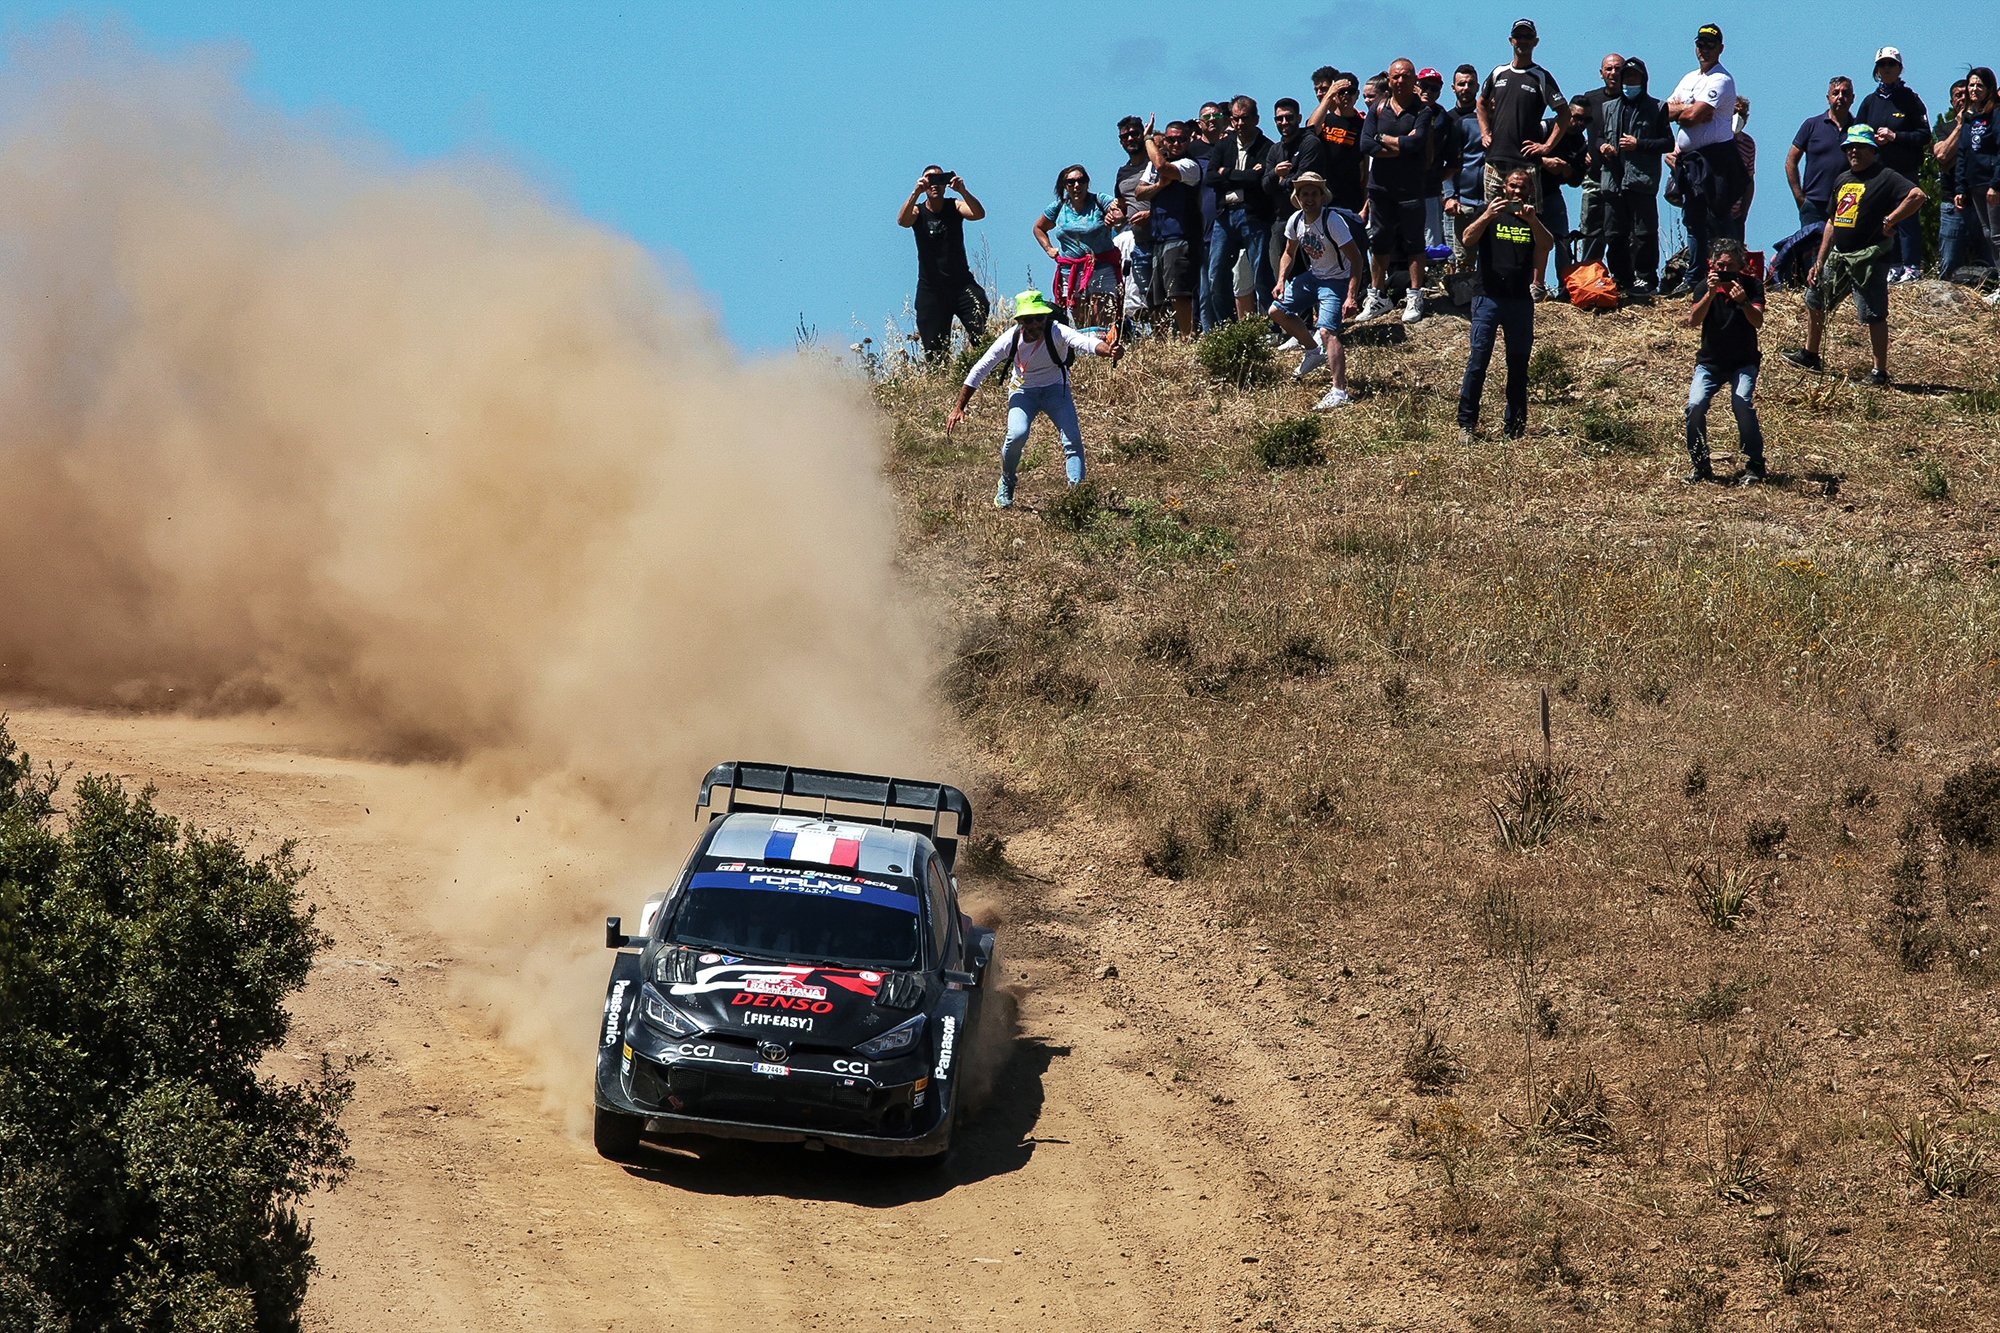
left=1355, top=290, right=1393, bottom=323
left=1403, top=288, right=1425, bottom=323
left=1294, top=342, right=1328, bottom=379
left=1313, top=386, right=1352, bottom=410
left=1276, top=336, right=1303, bottom=352
left=1987, top=288, right=2000, bottom=307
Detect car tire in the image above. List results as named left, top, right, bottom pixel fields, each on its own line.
left=593, top=1105, right=644, bottom=1161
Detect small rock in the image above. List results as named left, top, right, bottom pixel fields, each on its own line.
left=1754, top=1204, right=1779, bottom=1220
left=1352, top=1007, right=1372, bottom=1019
left=1241, top=1254, right=1259, bottom=1263
left=1096, top=963, right=1118, bottom=980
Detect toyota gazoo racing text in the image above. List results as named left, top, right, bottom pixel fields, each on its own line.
left=593, top=763, right=993, bottom=1163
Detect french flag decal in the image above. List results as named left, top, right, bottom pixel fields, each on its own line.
left=765, top=822, right=863, bottom=869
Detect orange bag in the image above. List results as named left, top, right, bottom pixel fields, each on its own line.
left=1563, top=261, right=1619, bottom=310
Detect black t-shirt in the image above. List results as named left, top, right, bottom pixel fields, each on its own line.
left=1363, top=98, right=1434, bottom=201
left=1313, top=114, right=1368, bottom=211
left=1476, top=210, right=1538, bottom=300
left=911, top=202, right=970, bottom=287
left=1540, top=116, right=1586, bottom=192
left=1829, top=162, right=1917, bottom=253
left=1696, top=271, right=1764, bottom=369
left=1482, top=61, right=1566, bottom=165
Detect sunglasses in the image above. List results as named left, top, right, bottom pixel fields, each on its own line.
left=1202, top=113, right=1224, bottom=121
left=1064, top=177, right=1089, bottom=187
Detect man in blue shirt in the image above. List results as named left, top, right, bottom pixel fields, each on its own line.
left=1788, top=77, right=1855, bottom=228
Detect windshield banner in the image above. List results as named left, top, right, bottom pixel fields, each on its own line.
left=689, top=869, right=921, bottom=915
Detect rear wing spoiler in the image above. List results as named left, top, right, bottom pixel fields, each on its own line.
left=696, top=761, right=975, bottom=870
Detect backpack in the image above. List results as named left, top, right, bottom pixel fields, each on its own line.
left=997, top=325, right=1076, bottom=388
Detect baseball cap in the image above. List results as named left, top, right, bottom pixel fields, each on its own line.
left=1696, top=23, right=1723, bottom=43
left=1418, top=68, right=1442, bottom=82
left=1511, top=18, right=1537, bottom=38
left=1873, top=46, right=1903, bottom=67
left=1843, top=124, right=1878, bottom=148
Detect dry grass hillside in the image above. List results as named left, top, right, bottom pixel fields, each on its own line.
left=878, top=282, right=2000, bottom=1331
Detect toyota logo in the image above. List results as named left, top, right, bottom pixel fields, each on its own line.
left=757, top=1041, right=789, bottom=1063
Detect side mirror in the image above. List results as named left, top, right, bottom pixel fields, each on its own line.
left=943, top=969, right=978, bottom=988
left=606, top=917, right=624, bottom=949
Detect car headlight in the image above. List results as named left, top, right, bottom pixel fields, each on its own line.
left=856, top=1013, right=925, bottom=1058
left=639, top=983, right=698, bottom=1037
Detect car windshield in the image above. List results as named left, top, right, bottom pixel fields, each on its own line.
left=667, top=863, right=923, bottom=971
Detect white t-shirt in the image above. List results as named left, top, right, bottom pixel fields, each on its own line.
left=1285, top=208, right=1355, bottom=281
left=1670, top=63, right=1737, bottom=151
left=1138, top=157, right=1206, bottom=190
left=963, top=322, right=1104, bottom=392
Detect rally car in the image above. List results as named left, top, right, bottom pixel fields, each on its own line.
left=593, top=762, right=994, bottom=1164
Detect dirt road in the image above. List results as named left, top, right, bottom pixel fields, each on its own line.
left=6, top=704, right=1465, bottom=1332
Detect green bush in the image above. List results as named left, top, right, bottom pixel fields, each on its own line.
left=1043, top=479, right=1100, bottom=532
left=1528, top=346, right=1574, bottom=397
left=1196, top=316, right=1277, bottom=388
left=1578, top=402, right=1649, bottom=453
left=0, top=721, right=350, bottom=1332
left=1915, top=456, right=1951, bottom=502
left=1253, top=415, right=1326, bottom=469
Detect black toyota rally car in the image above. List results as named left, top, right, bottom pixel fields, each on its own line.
left=593, top=762, right=995, bottom=1164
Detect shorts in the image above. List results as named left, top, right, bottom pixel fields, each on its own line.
left=1152, top=238, right=1198, bottom=300
left=1366, top=197, right=1427, bottom=265
left=1483, top=161, right=1545, bottom=209
left=1276, top=272, right=1349, bottom=334
left=1804, top=254, right=1890, bottom=325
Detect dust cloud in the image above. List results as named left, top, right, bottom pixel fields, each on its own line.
left=0, top=32, right=935, bottom=1125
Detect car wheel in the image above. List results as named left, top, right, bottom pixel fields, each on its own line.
left=593, top=1105, right=644, bottom=1160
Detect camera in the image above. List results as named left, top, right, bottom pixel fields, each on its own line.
left=927, top=169, right=952, bottom=185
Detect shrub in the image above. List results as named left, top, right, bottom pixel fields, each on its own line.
left=0, top=723, right=350, bottom=1331
left=1528, top=345, right=1573, bottom=397
left=1112, top=430, right=1170, bottom=461
left=962, top=832, right=1011, bottom=876
left=1745, top=817, right=1789, bottom=858
left=1403, top=1009, right=1464, bottom=1091
left=1138, top=620, right=1194, bottom=665
left=1252, top=415, right=1326, bottom=469
left=1682, top=756, right=1709, bottom=800
left=1489, top=754, right=1576, bottom=850
left=1934, top=762, right=2000, bottom=849
left=1044, top=479, right=1100, bottom=532
left=1888, top=1115, right=1988, bottom=1198
left=1196, top=316, right=1277, bottom=387
left=1687, top=856, right=1756, bottom=930
left=1915, top=455, right=1951, bottom=501
left=1142, top=821, right=1191, bottom=880
left=1681, top=975, right=1752, bottom=1023
left=1578, top=402, right=1648, bottom=453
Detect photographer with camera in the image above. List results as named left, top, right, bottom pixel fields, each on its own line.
left=898, top=166, right=989, bottom=361
left=1681, top=238, right=1766, bottom=486
left=1456, top=167, right=1553, bottom=443
left=945, top=290, right=1120, bottom=510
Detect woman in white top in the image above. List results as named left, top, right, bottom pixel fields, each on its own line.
left=946, top=290, right=1121, bottom=509
left=1268, top=173, right=1365, bottom=410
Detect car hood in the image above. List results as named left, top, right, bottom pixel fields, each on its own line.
left=665, top=957, right=914, bottom=1047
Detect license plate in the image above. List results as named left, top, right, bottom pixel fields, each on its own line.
left=751, top=1062, right=791, bottom=1077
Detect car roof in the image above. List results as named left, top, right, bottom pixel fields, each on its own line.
left=704, top=811, right=928, bottom=879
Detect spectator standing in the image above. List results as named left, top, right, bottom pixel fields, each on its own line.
left=1306, top=71, right=1372, bottom=215
left=1113, top=117, right=1156, bottom=322
left=1457, top=167, right=1554, bottom=442
left=1135, top=120, right=1208, bottom=336
left=1444, top=64, right=1487, bottom=266
left=946, top=290, right=1119, bottom=509
left=1681, top=238, right=1767, bottom=485
left=1787, top=78, right=1856, bottom=227
left=1534, top=96, right=1588, bottom=297
left=1665, top=23, right=1744, bottom=291
left=1937, top=68, right=2000, bottom=280
left=1593, top=58, right=1672, bottom=294
left=1263, top=98, right=1324, bottom=284
left=1035, top=167, right=1124, bottom=329
left=1932, top=80, right=1975, bottom=277
left=898, top=166, right=989, bottom=361
left=1732, top=97, right=1757, bottom=230
left=1267, top=173, right=1365, bottom=409
left=1419, top=68, right=1457, bottom=252
left=1785, top=125, right=1926, bottom=385
left=1360, top=59, right=1437, bottom=324
left=1205, top=96, right=1276, bottom=331
left=1478, top=19, right=1569, bottom=208
left=1193, top=103, right=1229, bottom=326
left=1576, top=54, right=1626, bottom=267
left=1858, top=48, right=1931, bottom=281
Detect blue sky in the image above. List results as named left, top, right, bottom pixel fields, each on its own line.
left=0, top=2, right=1979, bottom=353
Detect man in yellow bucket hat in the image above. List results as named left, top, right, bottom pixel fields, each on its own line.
left=946, top=291, right=1120, bottom=508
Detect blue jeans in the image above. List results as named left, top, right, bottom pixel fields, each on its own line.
left=1458, top=296, right=1535, bottom=431
left=1002, top=385, right=1086, bottom=490
left=1895, top=210, right=1924, bottom=271
left=1798, top=199, right=1827, bottom=229
left=1205, top=208, right=1271, bottom=330
left=1541, top=188, right=1572, bottom=272
left=1686, top=362, right=1763, bottom=471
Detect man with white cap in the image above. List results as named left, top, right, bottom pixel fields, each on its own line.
left=1858, top=46, right=1931, bottom=281
left=1665, top=22, right=1745, bottom=292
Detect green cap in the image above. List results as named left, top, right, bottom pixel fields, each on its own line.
left=1843, top=124, right=1877, bottom=148
left=1014, top=290, right=1056, bottom=318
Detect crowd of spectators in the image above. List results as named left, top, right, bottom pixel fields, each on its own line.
left=903, top=21, right=1999, bottom=503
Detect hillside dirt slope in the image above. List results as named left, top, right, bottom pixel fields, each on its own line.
left=4, top=705, right=1467, bottom=1332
